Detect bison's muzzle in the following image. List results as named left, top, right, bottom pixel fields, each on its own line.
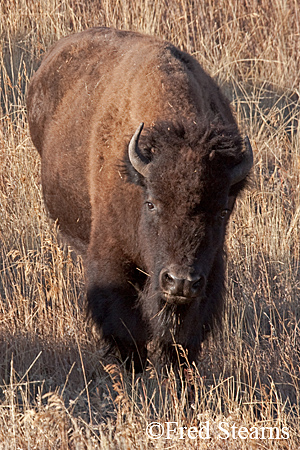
left=160, top=268, right=206, bottom=304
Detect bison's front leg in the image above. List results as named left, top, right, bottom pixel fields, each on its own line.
left=86, top=259, right=149, bottom=372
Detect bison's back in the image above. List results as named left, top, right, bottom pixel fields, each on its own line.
left=27, top=28, right=169, bottom=152
left=27, top=27, right=234, bottom=153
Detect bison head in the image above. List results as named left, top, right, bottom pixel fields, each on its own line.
left=124, top=119, right=252, bottom=355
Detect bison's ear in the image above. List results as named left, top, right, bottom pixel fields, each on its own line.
left=123, top=157, right=146, bottom=186
left=230, top=136, right=253, bottom=186
left=228, top=136, right=253, bottom=197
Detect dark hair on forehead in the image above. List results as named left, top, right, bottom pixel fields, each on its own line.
left=124, top=117, right=245, bottom=191
left=140, top=118, right=243, bottom=161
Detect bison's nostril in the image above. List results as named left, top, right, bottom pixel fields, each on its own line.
left=191, top=276, right=206, bottom=295
left=164, top=272, right=175, bottom=285
left=160, top=271, right=178, bottom=293
left=192, top=280, right=201, bottom=290
left=160, top=270, right=182, bottom=295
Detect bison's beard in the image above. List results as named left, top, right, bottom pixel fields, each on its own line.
left=138, top=279, right=202, bottom=365
left=139, top=254, right=225, bottom=366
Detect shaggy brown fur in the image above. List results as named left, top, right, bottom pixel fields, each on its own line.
left=27, top=27, right=251, bottom=371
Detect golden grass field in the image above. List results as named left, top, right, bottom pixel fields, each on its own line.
left=0, top=0, right=300, bottom=448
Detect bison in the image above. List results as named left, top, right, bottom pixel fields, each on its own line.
left=27, top=27, right=253, bottom=372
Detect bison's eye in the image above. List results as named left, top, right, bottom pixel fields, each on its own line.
left=219, top=209, right=231, bottom=220
left=146, top=201, right=156, bottom=211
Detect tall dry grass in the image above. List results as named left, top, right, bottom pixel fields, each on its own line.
left=0, top=0, right=300, bottom=448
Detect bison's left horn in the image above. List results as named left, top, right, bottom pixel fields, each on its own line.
left=128, top=122, right=151, bottom=178
left=230, top=136, right=253, bottom=185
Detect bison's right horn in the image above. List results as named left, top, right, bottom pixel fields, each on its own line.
left=230, top=136, right=253, bottom=186
left=128, top=122, right=151, bottom=178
